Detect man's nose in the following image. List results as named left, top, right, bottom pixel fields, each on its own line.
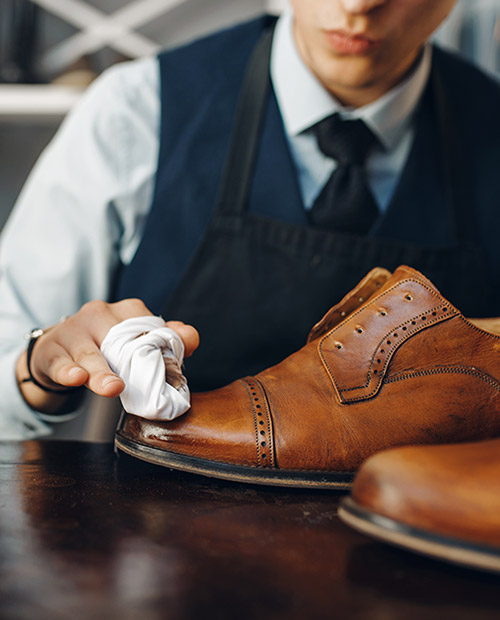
left=340, top=0, right=387, bottom=14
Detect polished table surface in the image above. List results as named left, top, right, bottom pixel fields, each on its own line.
left=1, top=440, right=499, bottom=620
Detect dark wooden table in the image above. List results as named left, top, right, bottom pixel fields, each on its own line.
left=1, top=440, right=499, bottom=620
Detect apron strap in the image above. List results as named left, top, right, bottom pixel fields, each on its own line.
left=215, top=27, right=274, bottom=217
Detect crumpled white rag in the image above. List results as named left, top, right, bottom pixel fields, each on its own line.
left=100, top=316, right=190, bottom=420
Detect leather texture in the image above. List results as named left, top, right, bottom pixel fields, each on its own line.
left=118, top=265, right=500, bottom=476
left=348, top=437, right=500, bottom=546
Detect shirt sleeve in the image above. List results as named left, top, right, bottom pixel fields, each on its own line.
left=0, top=56, right=160, bottom=439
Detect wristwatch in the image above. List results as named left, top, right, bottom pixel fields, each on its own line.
left=21, top=328, right=78, bottom=394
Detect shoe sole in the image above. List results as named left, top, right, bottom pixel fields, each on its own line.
left=114, top=431, right=354, bottom=489
left=338, top=496, right=500, bottom=574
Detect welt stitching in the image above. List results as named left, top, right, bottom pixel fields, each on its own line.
left=383, top=366, right=500, bottom=392
left=458, top=314, right=500, bottom=342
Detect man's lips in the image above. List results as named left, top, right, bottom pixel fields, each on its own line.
left=323, top=30, right=379, bottom=54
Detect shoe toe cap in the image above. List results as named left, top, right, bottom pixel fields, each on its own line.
left=351, top=441, right=500, bottom=546
left=118, top=379, right=261, bottom=467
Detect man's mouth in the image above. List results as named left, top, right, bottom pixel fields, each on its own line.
left=323, top=30, right=379, bottom=54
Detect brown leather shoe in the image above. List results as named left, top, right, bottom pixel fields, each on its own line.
left=115, top=265, right=500, bottom=489
left=338, top=438, right=500, bottom=573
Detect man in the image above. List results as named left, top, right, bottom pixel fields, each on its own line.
left=1, top=0, right=499, bottom=439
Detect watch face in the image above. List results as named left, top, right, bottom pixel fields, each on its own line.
left=29, top=328, right=44, bottom=340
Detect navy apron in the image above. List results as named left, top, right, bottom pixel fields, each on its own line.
left=155, top=29, right=494, bottom=392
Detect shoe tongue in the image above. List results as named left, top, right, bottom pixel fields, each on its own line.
left=378, top=264, right=443, bottom=297
left=307, top=266, right=392, bottom=342
left=307, top=265, right=448, bottom=344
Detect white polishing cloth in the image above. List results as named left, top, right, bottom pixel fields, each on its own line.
left=100, top=316, right=191, bottom=420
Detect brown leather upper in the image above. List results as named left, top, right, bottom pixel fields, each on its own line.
left=120, top=265, right=500, bottom=473
left=350, top=438, right=500, bottom=545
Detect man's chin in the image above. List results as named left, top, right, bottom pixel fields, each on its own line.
left=315, top=69, right=385, bottom=104
left=312, top=51, right=415, bottom=106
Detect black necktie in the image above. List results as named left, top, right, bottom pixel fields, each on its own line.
left=309, top=114, right=380, bottom=235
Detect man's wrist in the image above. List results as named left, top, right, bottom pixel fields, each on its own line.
left=16, top=337, right=85, bottom=416
left=20, top=328, right=79, bottom=395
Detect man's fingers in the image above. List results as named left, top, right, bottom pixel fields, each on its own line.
left=53, top=361, right=88, bottom=388
left=87, top=370, right=125, bottom=397
left=35, top=338, right=124, bottom=398
left=30, top=340, right=86, bottom=388
left=69, top=345, right=125, bottom=396
left=165, top=321, right=200, bottom=357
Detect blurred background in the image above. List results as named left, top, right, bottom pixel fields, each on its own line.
left=0, top=0, right=499, bottom=440
left=0, top=0, right=499, bottom=230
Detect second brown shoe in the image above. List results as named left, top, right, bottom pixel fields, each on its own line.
left=338, top=438, right=500, bottom=573
left=115, top=265, right=500, bottom=488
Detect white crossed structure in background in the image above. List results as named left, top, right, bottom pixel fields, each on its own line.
left=30, top=0, right=288, bottom=76
left=31, top=0, right=182, bottom=75
left=0, top=0, right=288, bottom=119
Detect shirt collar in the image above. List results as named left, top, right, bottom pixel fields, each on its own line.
left=270, top=9, right=432, bottom=150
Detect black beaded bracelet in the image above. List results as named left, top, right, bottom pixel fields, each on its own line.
left=20, top=328, right=81, bottom=395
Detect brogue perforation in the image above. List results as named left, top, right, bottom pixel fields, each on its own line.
left=241, top=377, right=276, bottom=468
left=319, top=277, right=460, bottom=403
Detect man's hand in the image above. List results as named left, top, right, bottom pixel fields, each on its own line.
left=16, top=299, right=199, bottom=414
